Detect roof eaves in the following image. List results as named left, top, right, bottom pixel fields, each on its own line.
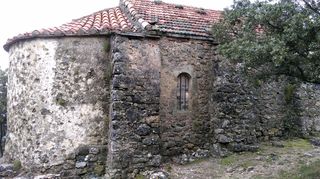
left=3, top=30, right=114, bottom=52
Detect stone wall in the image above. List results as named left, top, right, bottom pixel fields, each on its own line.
left=106, top=35, right=162, bottom=177
left=210, top=57, right=320, bottom=156
left=5, top=37, right=110, bottom=177
left=159, top=37, right=217, bottom=163
left=298, top=83, right=320, bottom=135
left=106, top=36, right=218, bottom=176
left=4, top=34, right=320, bottom=178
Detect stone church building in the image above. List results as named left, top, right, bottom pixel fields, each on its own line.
left=3, top=0, right=320, bottom=178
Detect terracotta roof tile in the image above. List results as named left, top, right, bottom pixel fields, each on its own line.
left=3, top=6, right=136, bottom=51
left=3, top=0, right=222, bottom=51
left=128, top=0, right=221, bottom=36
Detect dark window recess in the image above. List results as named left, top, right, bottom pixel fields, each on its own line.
left=177, top=73, right=190, bottom=110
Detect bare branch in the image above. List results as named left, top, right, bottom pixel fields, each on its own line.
left=302, top=0, right=320, bottom=15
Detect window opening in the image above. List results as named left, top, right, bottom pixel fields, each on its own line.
left=177, top=73, right=190, bottom=110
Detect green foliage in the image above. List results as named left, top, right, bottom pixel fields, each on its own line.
left=282, top=138, right=312, bottom=150
left=239, top=160, right=255, bottom=169
left=212, top=0, right=320, bottom=83
left=283, top=109, right=302, bottom=138
left=220, top=154, right=237, bottom=166
left=282, top=81, right=302, bottom=137
left=13, top=160, right=22, bottom=171
left=284, top=83, right=296, bottom=104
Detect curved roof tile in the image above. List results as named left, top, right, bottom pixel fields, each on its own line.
left=3, top=0, right=221, bottom=51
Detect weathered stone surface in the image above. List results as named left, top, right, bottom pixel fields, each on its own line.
left=5, top=37, right=110, bottom=177
left=209, top=57, right=319, bottom=155
left=210, top=144, right=230, bottom=157
left=0, top=163, right=15, bottom=177
left=218, top=135, right=233, bottom=144
left=34, top=174, right=60, bottom=179
left=106, top=36, right=162, bottom=177
left=149, top=171, right=169, bottom=179
left=136, top=124, right=152, bottom=136
left=271, top=141, right=285, bottom=148
left=0, top=164, right=13, bottom=172
left=310, top=138, right=320, bottom=147
left=297, top=83, right=320, bottom=135
left=159, top=37, right=216, bottom=162
left=230, top=143, right=259, bottom=152
left=4, top=31, right=320, bottom=178
left=75, top=162, right=87, bottom=168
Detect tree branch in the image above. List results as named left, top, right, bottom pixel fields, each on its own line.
left=302, top=0, right=320, bottom=15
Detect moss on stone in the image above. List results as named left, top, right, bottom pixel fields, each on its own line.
left=269, top=128, right=279, bottom=136
left=104, top=116, right=109, bottom=130
left=135, top=174, right=145, bottom=179
left=103, top=64, right=112, bottom=82
left=71, top=57, right=77, bottom=62
left=13, top=160, right=22, bottom=171
left=93, top=164, right=105, bottom=176
left=55, top=93, right=68, bottom=106
left=192, top=120, right=202, bottom=131
left=253, top=78, right=262, bottom=87
left=77, top=168, right=88, bottom=175
left=74, top=67, right=80, bottom=76
left=103, top=39, right=110, bottom=53
left=164, top=164, right=172, bottom=172
left=56, top=98, right=67, bottom=106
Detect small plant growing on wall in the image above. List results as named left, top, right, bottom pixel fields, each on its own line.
left=282, top=82, right=302, bottom=138
left=55, top=93, right=68, bottom=107
left=284, top=84, right=296, bottom=104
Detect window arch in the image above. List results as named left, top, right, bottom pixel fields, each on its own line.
left=177, top=73, right=191, bottom=110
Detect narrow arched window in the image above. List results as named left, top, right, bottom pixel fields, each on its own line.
left=177, top=73, right=190, bottom=110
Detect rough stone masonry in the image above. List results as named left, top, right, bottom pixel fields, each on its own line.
left=4, top=33, right=320, bottom=178
left=2, top=0, right=320, bottom=178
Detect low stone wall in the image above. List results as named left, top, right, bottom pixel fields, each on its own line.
left=210, top=57, right=320, bottom=156
left=298, top=83, right=320, bottom=135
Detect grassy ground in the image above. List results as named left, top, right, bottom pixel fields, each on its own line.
left=168, top=138, right=320, bottom=179
left=277, top=159, right=320, bottom=179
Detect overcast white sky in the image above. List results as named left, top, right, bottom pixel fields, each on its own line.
left=0, top=0, right=233, bottom=69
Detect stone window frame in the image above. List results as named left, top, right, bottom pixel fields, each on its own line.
left=177, top=72, right=191, bottom=111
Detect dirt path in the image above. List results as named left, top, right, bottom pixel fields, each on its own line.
left=167, top=139, right=320, bottom=179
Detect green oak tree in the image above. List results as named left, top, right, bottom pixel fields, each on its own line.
left=212, top=0, right=320, bottom=83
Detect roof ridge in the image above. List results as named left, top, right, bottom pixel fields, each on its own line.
left=120, top=0, right=151, bottom=30
left=159, top=0, right=222, bottom=13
